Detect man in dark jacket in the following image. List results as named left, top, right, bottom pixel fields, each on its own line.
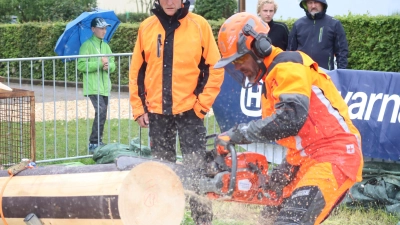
left=287, top=0, right=349, bottom=70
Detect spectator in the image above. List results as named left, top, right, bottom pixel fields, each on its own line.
left=257, top=0, right=289, bottom=51
left=128, top=0, right=224, bottom=224
left=287, top=0, right=349, bottom=70
left=78, top=17, right=116, bottom=153
left=214, top=12, right=363, bottom=224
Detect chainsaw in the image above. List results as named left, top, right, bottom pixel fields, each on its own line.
left=199, top=134, right=283, bottom=206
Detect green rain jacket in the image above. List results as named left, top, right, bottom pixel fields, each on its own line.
left=78, top=35, right=116, bottom=96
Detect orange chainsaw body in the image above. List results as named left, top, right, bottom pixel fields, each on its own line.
left=206, top=152, right=282, bottom=206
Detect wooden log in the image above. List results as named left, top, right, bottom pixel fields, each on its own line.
left=0, top=160, right=185, bottom=225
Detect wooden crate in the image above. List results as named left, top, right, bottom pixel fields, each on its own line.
left=0, top=88, right=35, bottom=167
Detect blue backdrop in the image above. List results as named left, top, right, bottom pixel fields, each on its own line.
left=213, top=67, right=400, bottom=161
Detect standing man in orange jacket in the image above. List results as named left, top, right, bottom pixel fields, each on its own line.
left=129, top=0, right=224, bottom=224
left=214, top=12, right=363, bottom=225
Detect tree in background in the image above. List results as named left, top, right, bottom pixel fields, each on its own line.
left=115, top=0, right=154, bottom=23
left=194, top=0, right=237, bottom=20
left=132, top=0, right=154, bottom=14
left=0, top=0, right=97, bottom=23
left=116, top=12, right=150, bottom=23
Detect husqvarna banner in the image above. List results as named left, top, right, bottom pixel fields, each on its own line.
left=213, top=67, right=400, bottom=162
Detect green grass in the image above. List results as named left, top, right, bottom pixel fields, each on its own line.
left=181, top=201, right=399, bottom=225
left=323, top=205, right=399, bottom=225
left=34, top=118, right=144, bottom=164
left=32, top=116, right=399, bottom=224
left=34, top=116, right=220, bottom=165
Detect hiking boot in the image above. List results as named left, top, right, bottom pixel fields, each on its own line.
left=259, top=205, right=281, bottom=224
left=188, top=194, right=213, bottom=225
left=89, top=142, right=105, bottom=154
left=197, top=221, right=212, bottom=225
left=88, top=143, right=98, bottom=154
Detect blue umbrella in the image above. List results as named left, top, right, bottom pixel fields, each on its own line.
left=54, top=9, right=120, bottom=60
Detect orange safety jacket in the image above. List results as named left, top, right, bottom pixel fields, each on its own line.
left=241, top=47, right=363, bottom=181
left=129, top=4, right=224, bottom=120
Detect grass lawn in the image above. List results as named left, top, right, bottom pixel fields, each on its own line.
left=34, top=118, right=147, bottom=163
left=34, top=116, right=220, bottom=164
left=182, top=201, right=399, bottom=225
left=31, top=118, right=399, bottom=224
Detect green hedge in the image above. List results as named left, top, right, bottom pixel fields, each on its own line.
left=0, top=14, right=399, bottom=85
left=116, top=12, right=150, bottom=23
left=0, top=22, right=138, bottom=84
left=338, top=15, right=400, bottom=71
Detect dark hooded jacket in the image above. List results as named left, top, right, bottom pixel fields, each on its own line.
left=287, top=0, right=348, bottom=70
left=267, top=20, right=289, bottom=51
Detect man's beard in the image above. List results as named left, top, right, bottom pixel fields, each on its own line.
left=309, top=10, right=320, bottom=16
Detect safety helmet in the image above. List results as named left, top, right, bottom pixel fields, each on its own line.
left=214, top=12, right=271, bottom=88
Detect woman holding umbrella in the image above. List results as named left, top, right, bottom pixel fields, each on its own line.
left=77, top=17, right=116, bottom=153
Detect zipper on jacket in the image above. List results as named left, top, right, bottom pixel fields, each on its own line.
left=100, top=40, right=106, bottom=92
left=100, top=40, right=104, bottom=79
left=157, top=34, right=162, bottom=58
left=311, top=20, right=316, bottom=58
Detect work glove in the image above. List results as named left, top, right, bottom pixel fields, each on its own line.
left=214, top=124, right=251, bottom=155
left=264, top=159, right=299, bottom=199
left=215, top=133, right=232, bottom=155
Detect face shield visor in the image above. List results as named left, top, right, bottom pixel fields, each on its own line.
left=223, top=52, right=266, bottom=89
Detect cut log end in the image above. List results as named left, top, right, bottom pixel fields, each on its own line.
left=118, top=161, right=185, bottom=225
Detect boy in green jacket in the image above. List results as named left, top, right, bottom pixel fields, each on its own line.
left=78, top=17, right=116, bottom=153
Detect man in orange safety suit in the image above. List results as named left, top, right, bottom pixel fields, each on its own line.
left=214, top=12, right=363, bottom=225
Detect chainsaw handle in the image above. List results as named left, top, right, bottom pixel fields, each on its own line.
left=227, top=144, right=237, bottom=196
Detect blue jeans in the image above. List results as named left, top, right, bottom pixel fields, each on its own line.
left=88, top=95, right=108, bottom=144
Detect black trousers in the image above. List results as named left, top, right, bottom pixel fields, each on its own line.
left=148, top=109, right=207, bottom=167
left=148, top=110, right=212, bottom=223
left=88, top=95, right=109, bottom=144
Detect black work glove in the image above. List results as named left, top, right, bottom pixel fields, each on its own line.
left=265, top=159, right=299, bottom=199
left=214, top=124, right=251, bottom=155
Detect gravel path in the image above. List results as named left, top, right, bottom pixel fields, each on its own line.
left=34, top=99, right=132, bottom=122
left=34, top=99, right=214, bottom=122
left=6, top=83, right=132, bottom=122
left=7, top=83, right=213, bottom=122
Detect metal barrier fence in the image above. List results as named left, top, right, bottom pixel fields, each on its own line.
left=0, top=53, right=285, bottom=165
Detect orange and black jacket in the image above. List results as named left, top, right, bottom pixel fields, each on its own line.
left=235, top=47, right=363, bottom=182
left=129, top=2, right=224, bottom=120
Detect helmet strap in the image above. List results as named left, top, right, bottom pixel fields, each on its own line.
left=247, top=51, right=267, bottom=88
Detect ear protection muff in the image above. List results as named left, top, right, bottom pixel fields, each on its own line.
left=254, top=35, right=272, bottom=58
left=242, top=24, right=272, bottom=58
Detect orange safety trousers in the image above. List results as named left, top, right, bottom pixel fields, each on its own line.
left=281, top=161, right=363, bottom=225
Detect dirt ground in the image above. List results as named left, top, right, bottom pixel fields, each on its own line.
left=212, top=201, right=273, bottom=225
left=34, top=99, right=132, bottom=122
left=184, top=190, right=270, bottom=225
left=7, top=83, right=213, bottom=122
left=6, top=83, right=132, bottom=122
left=34, top=99, right=214, bottom=122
